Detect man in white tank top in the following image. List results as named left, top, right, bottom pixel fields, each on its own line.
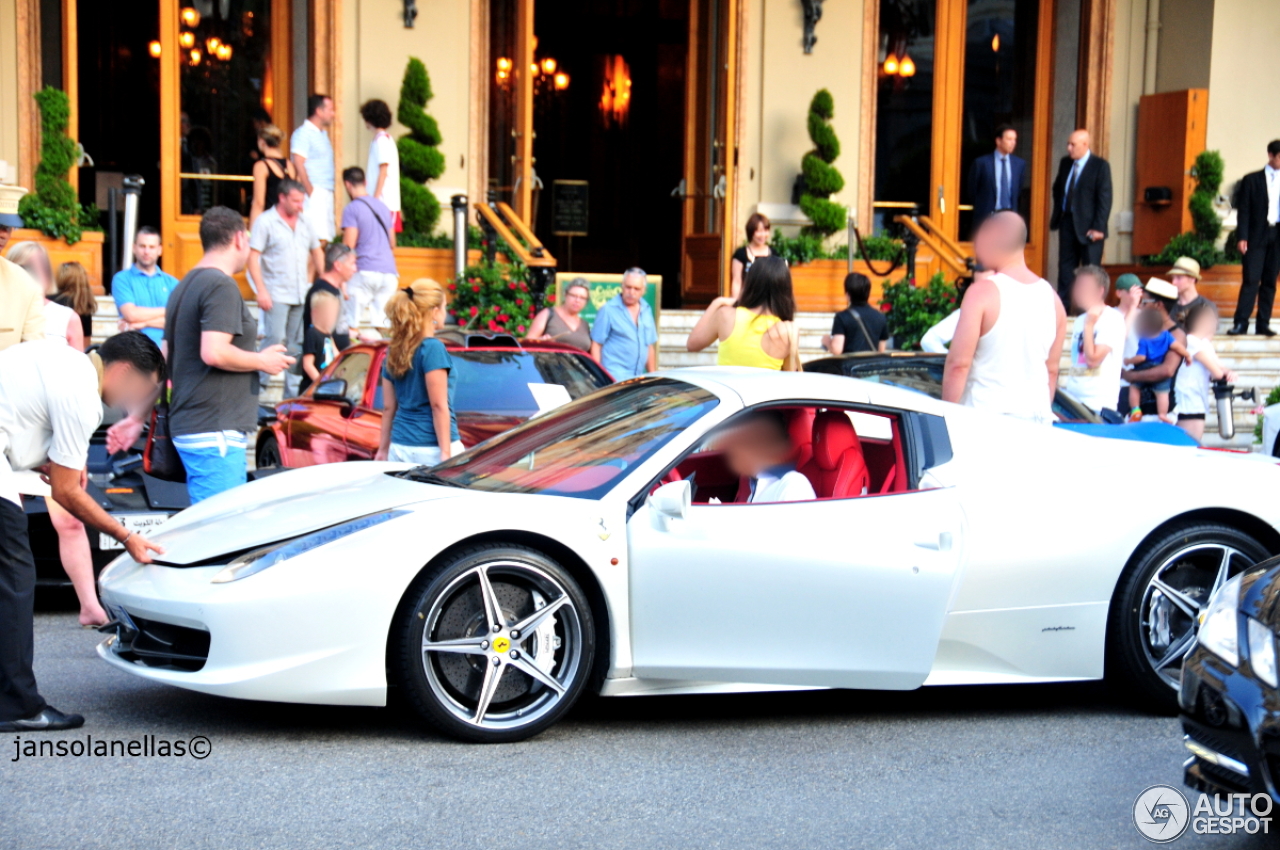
left=942, top=211, right=1067, bottom=424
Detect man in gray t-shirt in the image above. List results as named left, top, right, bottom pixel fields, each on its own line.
left=341, top=166, right=399, bottom=332
left=164, top=208, right=294, bottom=503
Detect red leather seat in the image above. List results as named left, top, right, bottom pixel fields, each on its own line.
left=801, top=411, right=869, bottom=499
left=787, top=408, right=815, bottom=468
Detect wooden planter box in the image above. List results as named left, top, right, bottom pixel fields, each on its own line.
left=1103, top=262, right=1243, bottom=314
left=789, top=252, right=945, bottom=312
left=12, top=228, right=106, bottom=293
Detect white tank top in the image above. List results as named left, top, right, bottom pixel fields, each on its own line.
left=42, top=299, right=77, bottom=346
left=959, top=272, right=1058, bottom=424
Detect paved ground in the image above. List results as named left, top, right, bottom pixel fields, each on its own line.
left=3, top=601, right=1275, bottom=850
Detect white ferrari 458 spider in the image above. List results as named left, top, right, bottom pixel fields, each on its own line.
left=97, top=369, right=1280, bottom=742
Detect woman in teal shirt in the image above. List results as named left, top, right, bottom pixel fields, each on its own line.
left=376, top=278, right=462, bottom=466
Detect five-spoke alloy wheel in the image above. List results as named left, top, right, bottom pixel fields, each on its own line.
left=1109, top=523, right=1267, bottom=712
left=394, top=545, right=595, bottom=743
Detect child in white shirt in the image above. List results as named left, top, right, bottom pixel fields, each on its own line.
left=1175, top=303, right=1237, bottom=443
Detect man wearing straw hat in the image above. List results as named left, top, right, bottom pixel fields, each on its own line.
left=1166, top=256, right=1211, bottom=330
left=0, top=185, right=46, bottom=350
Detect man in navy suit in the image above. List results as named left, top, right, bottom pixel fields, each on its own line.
left=1229, top=140, right=1280, bottom=336
left=1050, top=129, right=1112, bottom=305
left=968, top=125, right=1027, bottom=227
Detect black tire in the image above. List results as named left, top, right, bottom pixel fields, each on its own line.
left=256, top=433, right=281, bottom=469
left=392, top=544, right=596, bottom=743
left=1108, top=522, right=1269, bottom=712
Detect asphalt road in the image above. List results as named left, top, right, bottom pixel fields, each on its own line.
left=2, top=602, right=1275, bottom=850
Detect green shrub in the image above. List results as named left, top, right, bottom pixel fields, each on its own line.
left=768, top=231, right=825, bottom=266
left=798, top=89, right=846, bottom=239
left=1150, top=149, right=1227, bottom=266
left=397, top=58, right=444, bottom=239
left=880, top=272, right=958, bottom=351
left=449, top=260, right=535, bottom=334
left=17, top=87, right=97, bottom=244
left=1254, top=385, right=1280, bottom=444
left=1143, top=232, right=1224, bottom=269
left=398, top=225, right=484, bottom=250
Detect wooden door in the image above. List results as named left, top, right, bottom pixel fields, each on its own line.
left=678, top=0, right=739, bottom=305
left=159, top=0, right=293, bottom=282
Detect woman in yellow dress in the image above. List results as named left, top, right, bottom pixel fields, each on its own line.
left=686, top=255, right=799, bottom=370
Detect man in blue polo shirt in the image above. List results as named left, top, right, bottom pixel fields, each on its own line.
left=111, top=227, right=179, bottom=345
left=590, top=267, right=657, bottom=380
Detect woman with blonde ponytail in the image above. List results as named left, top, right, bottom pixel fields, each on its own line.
left=376, top=278, right=463, bottom=465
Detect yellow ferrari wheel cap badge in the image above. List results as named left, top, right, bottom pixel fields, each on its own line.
left=492, top=637, right=511, bottom=653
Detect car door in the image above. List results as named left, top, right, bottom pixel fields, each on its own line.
left=342, top=348, right=385, bottom=461
left=626, top=472, right=964, bottom=691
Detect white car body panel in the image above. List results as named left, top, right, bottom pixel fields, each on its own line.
left=96, top=368, right=1280, bottom=705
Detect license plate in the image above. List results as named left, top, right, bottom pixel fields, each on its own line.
left=99, top=513, right=170, bottom=550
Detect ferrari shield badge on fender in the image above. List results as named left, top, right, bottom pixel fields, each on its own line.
left=595, top=517, right=610, bottom=541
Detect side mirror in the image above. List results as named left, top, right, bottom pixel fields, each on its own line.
left=314, top=378, right=350, bottom=404
left=648, top=479, right=691, bottom=520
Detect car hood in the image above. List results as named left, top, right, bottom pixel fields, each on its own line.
left=150, top=462, right=457, bottom=566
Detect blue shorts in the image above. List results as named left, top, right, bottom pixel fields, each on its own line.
left=173, top=431, right=248, bottom=504
left=1130, top=361, right=1172, bottom=393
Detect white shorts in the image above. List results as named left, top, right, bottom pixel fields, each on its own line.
left=388, top=441, right=465, bottom=467
left=302, top=187, right=336, bottom=241
left=346, top=270, right=400, bottom=330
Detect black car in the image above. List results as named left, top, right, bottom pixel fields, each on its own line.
left=802, top=352, right=1101, bottom=423
left=1180, top=559, right=1280, bottom=802
left=25, top=425, right=191, bottom=587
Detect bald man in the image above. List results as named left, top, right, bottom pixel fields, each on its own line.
left=1050, top=130, right=1112, bottom=304
left=943, top=212, right=1067, bottom=424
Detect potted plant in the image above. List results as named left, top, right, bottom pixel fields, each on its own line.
left=448, top=259, right=535, bottom=334
left=879, top=272, right=958, bottom=350
left=14, top=86, right=105, bottom=290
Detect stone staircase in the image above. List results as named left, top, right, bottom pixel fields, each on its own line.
left=90, top=298, right=1278, bottom=449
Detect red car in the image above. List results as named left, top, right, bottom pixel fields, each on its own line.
left=256, top=332, right=612, bottom=469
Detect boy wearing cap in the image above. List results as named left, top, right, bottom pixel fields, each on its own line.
left=1166, top=256, right=1210, bottom=330
left=0, top=185, right=46, bottom=350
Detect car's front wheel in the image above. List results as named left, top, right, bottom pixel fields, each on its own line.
left=393, top=545, right=595, bottom=743
left=1109, top=522, right=1269, bottom=712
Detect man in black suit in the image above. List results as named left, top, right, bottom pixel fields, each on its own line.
left=1050, top=129, right=1112, bottom=305
left=968, top=125, right=1028, bottom=227
left=1229, top=140, right=1280, bottom=336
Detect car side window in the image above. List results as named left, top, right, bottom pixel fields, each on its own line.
left=330, top=352, right=370, bottom=407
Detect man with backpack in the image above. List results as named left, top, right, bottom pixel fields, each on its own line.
left=341, top=166, right=399, bottom=334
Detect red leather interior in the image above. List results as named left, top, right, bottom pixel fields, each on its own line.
left=787, top=407, right=815, bottom=467
left=801, top=411, right=869, bottom=499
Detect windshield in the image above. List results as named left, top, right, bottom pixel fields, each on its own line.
left=374, top=350, right=610, bottom=414
left=420, top=378, right=720, bottom=499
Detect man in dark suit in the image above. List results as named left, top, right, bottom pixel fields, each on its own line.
left=968, top=124, right=1027, bottom=227
left=1229, top=140, right=1280, bottom=336
left=1050, top=129, right=1112, bottom=305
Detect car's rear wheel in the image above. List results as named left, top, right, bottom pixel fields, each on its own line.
left=256, top=433, right=282, bottom=469
left=393, top=545, right=595, bottom=743
left=1109, top=522, right=1268, bottom=712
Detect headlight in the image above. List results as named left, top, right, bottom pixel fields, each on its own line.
left=210, top=510, right=408, bottom=583
left=1198, top=573, right=1243, bottom=667
left=1247, top=617, right=1279, bottom=688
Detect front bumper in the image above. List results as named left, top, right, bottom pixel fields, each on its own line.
left=1179, top=646, right=1280, bottom=801
left=96, top=553, right=398, bottom=707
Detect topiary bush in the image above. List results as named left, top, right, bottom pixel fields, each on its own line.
left=18, top=86, right=96, bottom=244
left=1147, top=150, right=1228, bottom=268
left=397, top=58, right=444, bottom=238
left=798, top=89, right=846, bottom=239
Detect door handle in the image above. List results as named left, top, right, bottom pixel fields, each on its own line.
left=713, top=175, right=727, bottom=199
left=937, top=185, right=946, bottom=215
left=670, top=178, right=687, bottom=199
left=914, top=532, right=953, bottom=552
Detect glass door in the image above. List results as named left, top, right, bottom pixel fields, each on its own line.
left=873, top=0, right=1050, bottom=272
left=159, top=0, right=293, bottom=279
left=487, top=0, right=535, bottom=220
